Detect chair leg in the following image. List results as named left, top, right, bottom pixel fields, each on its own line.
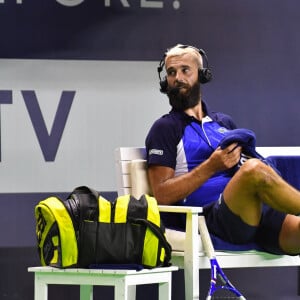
left=184, top=271, right=200, bottom=300
left=114, top=284, right=136, bottom=300
left=34, top=276, right=48, bottom=300
left=127, top=286, right=136, bottom=299
left=184, top=212, right=200, bottom=300
left=80, top=285, right=93, bottom=300
left=158, top=280, right=172, bottom=300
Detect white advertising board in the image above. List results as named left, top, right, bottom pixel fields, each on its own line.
left=0, top=59, right=169, bottom=192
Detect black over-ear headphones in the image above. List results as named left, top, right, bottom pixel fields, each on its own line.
left=157, top=45, right=212, bottom=94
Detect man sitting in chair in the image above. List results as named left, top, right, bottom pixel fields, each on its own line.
left=145, top=44, right=300, bottom=256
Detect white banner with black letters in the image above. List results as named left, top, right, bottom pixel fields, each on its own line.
left=0, top=59, right=169, bottom=192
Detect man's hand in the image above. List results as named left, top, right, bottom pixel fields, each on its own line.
left=207, top=143, right=242, bottom=173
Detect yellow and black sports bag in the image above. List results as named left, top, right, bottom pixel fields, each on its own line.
left=35, top=186, right=172, bottom=269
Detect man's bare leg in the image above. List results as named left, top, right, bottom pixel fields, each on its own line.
left=279, top=214, right=300, bottom=254
left=223, top=158, right=300, bottom=254
left=224, top=158, right=300, bottom=222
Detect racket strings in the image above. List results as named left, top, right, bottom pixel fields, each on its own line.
left=209, top=288, right=244, bottom=299
left=209, top=278, right=244, bottom=300
left=210, top=290, right=242, bottom=299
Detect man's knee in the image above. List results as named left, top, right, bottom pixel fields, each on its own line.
left=239, top=158, right=276, bottom=187
left=240, top=158, right=264, bottom=175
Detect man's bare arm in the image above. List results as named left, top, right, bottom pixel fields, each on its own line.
left=148, top=143, right=241, bottom=205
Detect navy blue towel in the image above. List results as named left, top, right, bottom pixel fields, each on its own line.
left=219, top=128, right=264, bottom=159
left=218, top=128, right=279, bottom=174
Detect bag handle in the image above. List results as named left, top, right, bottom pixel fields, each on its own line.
left=69, top=186, right=100, bottom=223
left=129, top=217, right=172, bottom=267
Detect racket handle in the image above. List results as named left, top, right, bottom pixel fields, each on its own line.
left=198, top=215, right=215, bottom=259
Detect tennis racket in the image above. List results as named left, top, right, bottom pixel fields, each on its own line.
left=198, top=216, right=246, bottom=300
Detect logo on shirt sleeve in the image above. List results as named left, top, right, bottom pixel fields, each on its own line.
left=149, top=149, right=164, bottom=156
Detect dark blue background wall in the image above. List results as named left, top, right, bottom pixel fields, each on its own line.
left=0, top=0, right=299, bottom=299
left=1, top=0, right=299, bottom=146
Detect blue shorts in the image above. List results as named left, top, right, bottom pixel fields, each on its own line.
left=203, top=195, right=287, bottom=255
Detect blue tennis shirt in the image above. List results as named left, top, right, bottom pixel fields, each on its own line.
left=145, top=102, right=237, bottom=207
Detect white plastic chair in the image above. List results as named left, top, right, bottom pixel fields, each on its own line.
left=115, top=146, right=300, bottom=300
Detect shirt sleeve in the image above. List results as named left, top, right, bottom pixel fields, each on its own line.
left=145, top=115, right=180, bottom=169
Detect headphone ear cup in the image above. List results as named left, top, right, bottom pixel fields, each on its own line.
left=199, top=68, right=212, bottom=84
left=160, top=78, right=168, bottom=94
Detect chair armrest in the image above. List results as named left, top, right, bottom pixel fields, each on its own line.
left=158, top=206, right=201, bottom=244
left=158, top=205, right=203, bottom=214
left=158, top=206, right=202, bottom=239
left=158, top=205, right=201, bottom=276
left=158, top=205, right=201, bottom=291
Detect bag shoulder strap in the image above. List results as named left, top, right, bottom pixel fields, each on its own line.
left=129, top=217, right=172, bottom=267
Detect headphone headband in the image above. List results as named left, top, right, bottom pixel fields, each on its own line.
left=158, top=45, right=212, bottom=94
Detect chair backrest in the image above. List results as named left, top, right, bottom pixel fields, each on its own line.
left=115, top=147, right=151, bottom=198
left=115, top=146, right=300, bottom=198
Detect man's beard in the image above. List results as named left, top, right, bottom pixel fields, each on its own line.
left=167, top=82, right=201, bottom=111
